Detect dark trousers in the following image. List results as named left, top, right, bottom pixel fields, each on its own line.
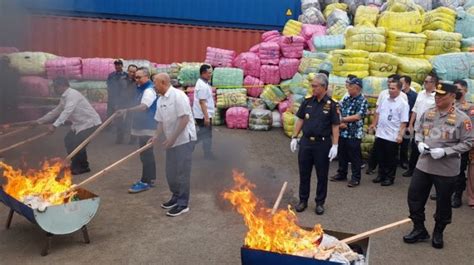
left=166, top=141, right=194, bottom=207
left=408, top=169, right=455, bottom=225
left=298, top=137, right=331, bottom=205
left=337, top=138, right=362, bottom=182
left=375, top=137, right=399, bottom=180
left=408, top=138, right=420, bottom=171
left=454, top=152, right=469, bottom=193
left=138, top=136, right=156, bottom=184
left=64, top=126, right=97, bottom=171
left=116, top=114, right=133, bottom=143
left=399, top=136, right=410, bottom=165
left=195, top=118, right=213, bottom=156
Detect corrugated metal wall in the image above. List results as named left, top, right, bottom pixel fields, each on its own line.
left=25, top=16, right=263, bottom=63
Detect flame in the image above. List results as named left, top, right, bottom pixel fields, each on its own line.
left=222, top=170, right=323, bottom=254
left=0, top=160, right=74, bottom=205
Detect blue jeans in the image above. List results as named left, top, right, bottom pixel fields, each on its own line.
left=165, top=141, right=195, bottom=207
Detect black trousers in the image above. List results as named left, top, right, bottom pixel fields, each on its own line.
left=454, top=152, right=469, bottom=193
left=375, top=137, right=399, bottom=180
left=298, top=137, right=331, bottom=205
left=64, top=126, right=98, bottom=171
left=337, top=138, right=362, bottom=182
left=408, top=169, right=455, bottom=225
left=399, top=136, right=410, bottom=165
left=408, top=138, right=420, bottom=171
left=138, top=136, right=156, bottom=184
left=195, top=118, right=213, bottom=157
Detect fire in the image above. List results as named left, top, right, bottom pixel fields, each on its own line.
left=0, top=160, right=74, bottom=205
left=222, top=170, right=323, bottom=254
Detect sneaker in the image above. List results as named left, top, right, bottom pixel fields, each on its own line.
left=166, top=205, right=189, bottom=217
left=161, top=198, right=178, bottom=209
left=128, top=181, right=150, bottom=193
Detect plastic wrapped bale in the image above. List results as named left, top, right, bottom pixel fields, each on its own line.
left=249, top=44, right=260, bottom=53
left=282, top=111, right=298, bottom=137
left=330, top=49, right=370, bottom=78
left=377, top=10, right=423, bottom=33
left=302, top=0, right=321, bottom=11
left=0, top=46, right=19, bottom=55
left=7, top=52, right=58, bottom=76
left=354, top=5, right=379, bottom=26
left=272, top=110, right=282, bottom=128
left=386, top=31, right=427, bottom=55
left=279, top=79, right=292, bottom=96
left=289, top=73, right=310, bottom=96
left=226, top=107, right=249, bottom=129
left=153, top=63, right=171, bottom=74
left=216, top=89, right=247, bottom=109
left=282, top=19, right=303, bottom=36
left=212, top=67, right=244, bottom=88
left=298, top=52, right=329, bottom=74
left=288, top=93, right=305, bottom=114
left=324, top=3, right=349, bottom=18
left=414, top=0, right=433, bottom=11
left=70, top=81, right=108, bottom=103
left=397, top=57, right=433, bottom=83
left=362, top=76, right=388, bottom=96
left=260, top=85, right=286, bottom=110
left=81, top=58, right=115, bottom=81
left=247, top=97, right=266, bottom=110
left=260, top=65, right=281, bottom=85
left=361, top=134, right=375, bottom=160
left=343, top=0, right=366, bottom=16
left=424, top=30, right=462, bottom=55
left=205, top=47, right=236, bottom=67
left=278, top=100, right=290, bottom=114
left=422, top=7, right=456, bottom=32
left=433, top=0, right=463, bottom=9
left=300, top=24, right=327, bottom=43
left=431, top=52, right=474, bottom=81
left=212, top=109, right=225, bottom=126
left=279, top=36, right=305, bottom=58
left=168, top=63, right=181, bottom=79
left=328, top=76, right=348, bottom=101
left=45, top=57, right=82, bottom=80
left=326, top=9, right=351, bottom=35
left=461, top=38, right=474, bottom=51
left=382, top=0, right=421, bottom=12
left=18, top=76, right=51, bottom=98
left=369, top=52, right=399, bottom=77
left=312, top=34, right=345, bottom=53
left=455, top=9, right=474, bottom=38
left=345, top=26, right=386, bottom=52
left=279, top=58, right=300, bottom=80
left=233, top=52, right=261, bottom=78
left=262, top=30, right=281, bottom=42
left=178, top=63, right=201, bottom=87
left=298, top=7, right=326, bottom=25
left=244, top=76, right=264, bottom=97
left=249, top=109, right=273, bottom=131
left=259, top=42, right=280, bottom=65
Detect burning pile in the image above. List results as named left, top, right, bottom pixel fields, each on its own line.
left=0, top=160, right=75, bottom=210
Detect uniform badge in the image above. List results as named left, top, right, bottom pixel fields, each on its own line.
left=426, top=110, right=436, bottom=121
left=464, top=119, right=472, bottom=131
left=446, top=113, right=457, bottom=126
left=327, top=100, right=331, bottom=104
left=323, top=110, right=329, bottom=114
left=423, top=128, right=430, bottom=136
left=305, top=113, right=310, bottom=119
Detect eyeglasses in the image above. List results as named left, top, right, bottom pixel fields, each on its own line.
left=135, top=75, right=143, bottom=80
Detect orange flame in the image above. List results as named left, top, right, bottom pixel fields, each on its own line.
left=0, top=160, right=73, bottom=205
left=222, top=170, right=323, bottom=254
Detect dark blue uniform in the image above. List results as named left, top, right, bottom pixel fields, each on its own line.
left=296, top=95, right=340, bottom=205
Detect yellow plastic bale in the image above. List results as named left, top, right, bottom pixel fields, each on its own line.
left=298, top=58, right=325, bottom=73
left=397, top=57, right=432, bottom=83
left=411, top=81, right=422, bottom=92
left=345, top=27, right=386, bottom=52
left=332, top=63, right=370, bottom=72
left=330, top=56, right=370, bottom=64
left=386, top=43, right=425, bottom=55
left=283, top=19, right=303, bottom=36
left=330, top=49, right=370, bottom=57
left=387, top=31, right=427, bottom=41
left=423, top=30, right=462, bottom=41
left=346, top=26, right=386, bottom=37
left=424, top=45, right=461, bottom=55
left=333, top=70, right=369, bottom=78
left=354, top=6, right=379, bottom=26
left=323, top=3, right=348, bottom=18
left=386, top=0, right=419, bottom=12
left=422, top=7, right=456, bottom=32
left=346, top=42, right=386, bottom=52
left=377, top=11, right=423, bottom=33
left=283, top=111, right=298, bottom=137
left=369, top=52, right=399, bottom=65
left=369, top=62, right=398, bottom=77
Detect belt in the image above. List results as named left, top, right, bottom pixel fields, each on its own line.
left=304, top=135, right=329, bottom=141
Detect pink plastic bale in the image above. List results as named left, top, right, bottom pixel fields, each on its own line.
left=279, top=58, right=300, bottom=80
left=249, top=44, right=260, bottom=53
left=92, top=103, right=107, bottom=121
left=260, top=65, right=281, bottom=85
left=205, top=47, right=236, bottom=67
left=244, top=76, right=264, bottom=97
left=278, top=100, right=290, bottom=114
left=225, top=107, right=249, bottom=129
left=82, top=58, right=115, bottom=80
left=45, top=57, right=82, bottom=79
left=259, top=42, right=280, bottom=65
left=18, top=76, right=50, bottom=98
left=279, top=36, right=305, bottom=59
left=17, top=104, right=55, bottom=121
left=300, top=24, right=327, bottom=41
left=233, top=52, right=261, bottom=78
left=262, top=30, right=281, bottom=42
left=0, top=47, right=19, bottom=54
left=307, top=39, right=316, bottom=52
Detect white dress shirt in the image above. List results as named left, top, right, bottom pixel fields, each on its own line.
left=376, top=89, right=408, bottom=106
left=192, top=78, right=215, bottom=119
left=37, top=88, right=102, bottom=133
left=155, top=86, right=197, bottom=148
left=376, top=95, right=409, bottom=142
left=412, top=90, right=436, bottom=129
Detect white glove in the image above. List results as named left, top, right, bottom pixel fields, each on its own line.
left=328, top=144, right=338, bottom=161
left=418, top=142, right=430, bottom=155
left=430, top=148, right=446, bottom=160
left=290, top=138, right=299, bottom=153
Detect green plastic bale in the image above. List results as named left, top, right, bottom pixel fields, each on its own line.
left=178, top=65, right=200, bottom=87
left=212, top=67, right=244, bottom=88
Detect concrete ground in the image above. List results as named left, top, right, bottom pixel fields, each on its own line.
left=0, top=126, right=473, bottom=265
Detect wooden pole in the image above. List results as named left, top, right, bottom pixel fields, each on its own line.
left=271, top=181, right=288, bottom=215
left=0, top=127, right=29, bottom=138
left=0, top=132, right=50, bottom=154
left=0, top=121, right=34, bottom=129
left=341, top=218, right=412, bottom=244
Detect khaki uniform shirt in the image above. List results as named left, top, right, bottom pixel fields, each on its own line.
left=415, top=106, right=474, bottom=176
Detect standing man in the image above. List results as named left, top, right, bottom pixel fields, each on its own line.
left=193, top=64, right=215, bottom=159
left=403, top=72, right=438, bottom=177
left=399, top=76, right=418, bottom=170
left=116, top=67, right=157, bottom=193
left=151, top=73, right=197, bottom=217
left=404, top=83, right=473, bottom=249
left=35, top=77, right=102, bottom=175
left=116, top=64, right=139, bottom=145
left=330, top=78, right=368, bottom=187
left=291, top=73, right=340, bottom=215
left=107, top=59, right=128, bottom=123
left=371, top=80, right=409, bottom=186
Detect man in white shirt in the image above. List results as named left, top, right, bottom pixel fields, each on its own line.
left=35, top=77, right=102, bottom=175
left=193, top=64, right=215, bottom=159
left=371, top=80, right=409, bottom=186
left=151, top=73, right=197, bottom=217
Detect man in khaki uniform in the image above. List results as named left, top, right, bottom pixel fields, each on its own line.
left=404, top=83, right=474, bottom=249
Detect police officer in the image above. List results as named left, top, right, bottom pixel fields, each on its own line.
left=290, top=73, right=340, bottom=215
left=404, top=83, right=474, bottom=249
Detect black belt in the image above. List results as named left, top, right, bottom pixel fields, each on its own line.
left=303, top=135, right=329, bottom=141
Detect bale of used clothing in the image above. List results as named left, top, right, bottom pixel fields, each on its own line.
left=378, top=10, right=423, bottom=33
left=282, top=111, right=298, bottom=137
left=326, top=9, right=351, bottom=35
left=70, top=80, right=108, bottom=103
left=298, top=52, right=330, bottom=74
left=369, top=52, right=399, bottom=77
left=431, top=52, right=474, bottom=81
left=233, top=52, right=261, bottom=78
left=91, top=102, right=107, bottom=121
left=262, top=30, right=281, bottom=42
left=212, top=67, right=244, bottom=88
left=343, top=0, right=366, bottom=16
left=328, top=76, right=347, bottom=101
left=345, top=26, right=386, bottom=52
left=260, top=65, right=281, bottom=85
left=280, top=36, right=305, bottom=58
left=289, top=93, right=305, bottom=114
left=299, top=7, right=326, bottom=25
left=330, top=49, right=370, bottom=78
left=249, top=109, right=273, bottom=131
left=354, top=5, right=380, bottom=26
left=324, top=3, right=349, bottom=18
left=272, top=110, right=282, bottom=127
left=278, top=99, right=290, bottom=114
left=212, top=109, right=225, bottom=126
left=456, top=8, right=474, bottom=38
left=312, top=34, right=345, bottom=52
left=461, top=37, right=474, bottom=51
left=283, top=19, right=303, bottom=36
left=386, top=31, right=427, bottom=55
left=81, top=58, right=115, bottom=81
left=279, top=80, right=293, bottom=96
left=424, top=30, right=462, bottom=55
left=205, top=47, right=236, bottom=67
left=300, top=24, right=327, bottom=42
left=422, top=7, right=456, bottom=32
left=216, top=90, right=247, bottom=109
left=433, top=0, right=463, bottom=9
left=301, top=0, right=321, bottom=12
left=226, top=107, right=249, bottom=129
left=397, top=57, right=432, bottom=83
left=279, top=58, right=300, bottom=80
left=414, top=0, right=433, bottom=11
left=45, top=57, right=82, bottom=80
left=289, top=73, right=310, bottom=96
left=18, top=76, right=51, bottom=98
left=7, top=52, right=58, bottom=76
left=362, top=76, right=388, bottom=95
left=260, top=85, right=287, bottom=110
left=247, top=97, right=266, bottom=110
left=382, top=0, right=422, bottom=12
left=244, top=75, right=264, bottom=97
left=177, top=63, right=201, bottom=87
left=259, top=42, right=280, bottom=65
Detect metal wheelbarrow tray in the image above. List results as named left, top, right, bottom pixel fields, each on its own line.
left=0, top=187, right=100, bottom=256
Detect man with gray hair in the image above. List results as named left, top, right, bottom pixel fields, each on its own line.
left=290, top=73, right=340, bottom=215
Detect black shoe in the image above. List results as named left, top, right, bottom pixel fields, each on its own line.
left=432, top=223, right=446, bottom=249
left=451, top=192, right=462, bottom=208
left=400, top=163, right=408, bottom=170
left=402, top=170, right=413, bottom=177
left=71, top=167, right=91, bottom=175
left=372, top=176, right=383, bottom=183
left=430, top=193, right=437, bottom=200
left=330, top=175, right=347, bottom=182
left=347, top=180, right=360, bottom=187
left=295, top=201, right=308, bottom=212
left=366, top=168, right=376, bottom=175
left=315, top=205, right=325, bottom=215
left=381, top=178, right=394, bottom=186
left=161, top=198, right=178, bottom=209
left=166, top=205, right=189, bottom=217
left=403, top=228, right=430, bottom=244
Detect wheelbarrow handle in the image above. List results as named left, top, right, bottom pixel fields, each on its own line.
left=341, top=218, right=412, bottom=244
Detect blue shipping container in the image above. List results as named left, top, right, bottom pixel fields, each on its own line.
left=19, top=0, right=301, bottom=30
